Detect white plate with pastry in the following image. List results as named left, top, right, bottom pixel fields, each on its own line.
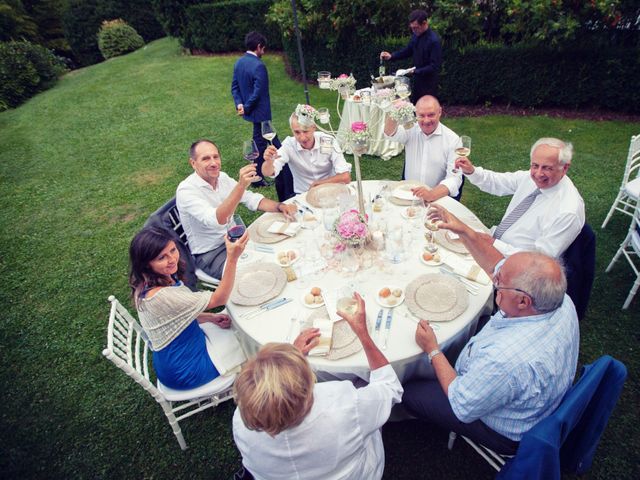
left=420, top=251, right=443, bottom=266
left=376, top=285, right=405, bottom=308
left=302, top=287, right=325, bottom=308
left=275, top=249, right=300, bottom=267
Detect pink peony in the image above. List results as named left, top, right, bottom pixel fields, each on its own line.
left=338, top=73, right=348, bottom=79
left=351, top=121, right=367, bottom=133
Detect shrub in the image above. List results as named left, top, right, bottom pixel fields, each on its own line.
left=151, top=0, right=204, bottom=39
left=62, top=0, right=164, bottom=66
left=97, top=19, right=145, bottom=59
left=0, top=40, right=66, bottom=110
left=182, top=0, right=282, bottom=52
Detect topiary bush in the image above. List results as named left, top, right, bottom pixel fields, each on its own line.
left=97, top=19, right=145, bottom=59
left=0, top=40, right=66, bottom=110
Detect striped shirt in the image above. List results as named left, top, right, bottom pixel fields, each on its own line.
left=448, top=295, right=579, bottom=441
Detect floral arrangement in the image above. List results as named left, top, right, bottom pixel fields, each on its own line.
left=388, top=100, right=416, bottom=123
left=334, top=209, right=369, bottom=246
left=348, top=121, right=370, bottom=143
left=330, top=73, right=357, bottom=91
left=294, top=104, right=317, bottom=126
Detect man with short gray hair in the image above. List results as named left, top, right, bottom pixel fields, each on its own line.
left=454, top=137, right=585, bottom=257
left=402, top=204, right=579, bottom=455
left=262, top=109, right=352, bottom=195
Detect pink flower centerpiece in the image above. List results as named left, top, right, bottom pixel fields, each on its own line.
left=347, top=121, right=370, bottom=154
left=334, top=209, right=369, bottom=247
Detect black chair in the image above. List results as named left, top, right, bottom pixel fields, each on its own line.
left=275, top=164, right=295, bottom=202
left=562, top=224, right=596, bottom=320
left=144, top=197, right=220, bottom=291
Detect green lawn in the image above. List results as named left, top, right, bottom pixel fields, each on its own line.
left=1, top=37, right=638, bottom=479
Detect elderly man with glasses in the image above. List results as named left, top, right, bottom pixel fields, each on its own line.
left=454, top=137, right=585, bottom=258
left=401, top=204, right=579, bottom=455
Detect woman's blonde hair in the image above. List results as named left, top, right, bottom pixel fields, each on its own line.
left=234, top=343, right=316, bottom=436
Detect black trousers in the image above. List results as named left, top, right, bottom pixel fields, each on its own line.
left=402, top=379, right=519, bottom=455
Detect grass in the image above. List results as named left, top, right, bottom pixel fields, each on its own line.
left=0, top=37, right=638, bottom=479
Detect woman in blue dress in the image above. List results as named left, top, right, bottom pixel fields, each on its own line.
left=129, top=226, right=248, bottom=390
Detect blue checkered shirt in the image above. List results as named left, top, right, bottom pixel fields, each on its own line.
left=448, top=295, right=579, bottom=441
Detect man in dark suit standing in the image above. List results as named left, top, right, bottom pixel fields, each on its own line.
left=380, top=9, right=442, bottom=104
left=231, top=32, right=293, bottom=198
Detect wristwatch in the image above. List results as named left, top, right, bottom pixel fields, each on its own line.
left=428, top=348, right=442, bottom=363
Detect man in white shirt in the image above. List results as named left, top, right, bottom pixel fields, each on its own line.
left=176, top=139, right=297, bottom=279
left=384, top=95, right=463, bottom=202
left=262, top=111, right=352, bottom=194
left=454, top=137, right=585, bottom=258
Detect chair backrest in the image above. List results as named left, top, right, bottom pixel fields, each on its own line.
left=562, top=223, right=596, bottom=320
left=102, top=296, right=160, bottom=395
left=623, top=134, right=640, bottom=182
left=144, top=197, right=198, bottom=290
left=497, top=355, right=627, bottom=480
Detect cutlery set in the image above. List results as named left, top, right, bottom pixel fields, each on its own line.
left=439, top=267, right=480, bottom=295
left=374, top=308, right=394, bottom=350
left=241, top=297, right=292, bottom=320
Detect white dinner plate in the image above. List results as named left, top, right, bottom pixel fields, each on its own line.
left=375, top=285, right=405, bottom=308
left=400, top=206, right=421, bottom=220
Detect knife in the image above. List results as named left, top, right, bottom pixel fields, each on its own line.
left=240, top=297, right=287, bottom=318
left=244, top=298, right=293, bottom=320
left=382, top=308, right=393, bottom=350
left=374, top=308, right=383, bottom=341
left=293, top=199, right=315, bottom=215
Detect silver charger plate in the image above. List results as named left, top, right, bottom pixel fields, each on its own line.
left=405, top=273, right=469, bottom=322
left=247, top=213, right=290, bottom=244
left=230, top=262, right=287, bottom=306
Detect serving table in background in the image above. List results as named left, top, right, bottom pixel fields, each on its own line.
left=227, top=181, right=493, bottom=383
left=337, top=98, right=404, bottom=160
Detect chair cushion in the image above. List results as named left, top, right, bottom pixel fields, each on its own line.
left=624, top=177, right=640, bottom=198
left=158, top=372, right=235, bottom=402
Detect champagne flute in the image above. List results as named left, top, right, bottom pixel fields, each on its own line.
left=395, top=76, right=411, bottom=100
left=227, top=214, right=246, bottom=242
left=261, top=120, right=276, bottom=145
left=242, top=139, right=261, bottom=181
left=452, top=135, right=471, bottom=173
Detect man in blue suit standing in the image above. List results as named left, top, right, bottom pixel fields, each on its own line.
left=231, top=32, right=294, bottom=199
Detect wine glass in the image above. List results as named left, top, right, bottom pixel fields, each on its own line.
left=394, top=76, right=411, bottom=100
left=242, top=139, right=261, bottom=181
left=452, top=135, right=471, bottom=173
left=261, top=120, right=277, bottom=145
left=227, top=214, right=246, bottom=243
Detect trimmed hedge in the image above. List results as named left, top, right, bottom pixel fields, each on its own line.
left=0, top=40, right=66, bottom=110
left=98, top=19, right=145, bottom=60
left=61, top=0, right=164, bottom=66
left=182, top=0, right=282, bottom=52
left=281, top=35, right=640, bottom=113
left=438, top=43, right=640, bottom=113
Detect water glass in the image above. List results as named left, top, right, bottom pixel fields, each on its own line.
left=320, top=136, right=333, bottom=154
left=318, top=107, right=330, bottom=124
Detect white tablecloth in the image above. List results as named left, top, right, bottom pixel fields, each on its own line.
left=228, top=181, right=493, bottom=383
left=337, top=99, right=404, bottom=160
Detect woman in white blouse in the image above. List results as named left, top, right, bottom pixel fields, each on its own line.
left=232, top=293, right=403, bottom=480
left=129, top=226, right=248, bottom=390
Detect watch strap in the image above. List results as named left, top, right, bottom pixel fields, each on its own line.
left=428, top=348, right=442, bottom=363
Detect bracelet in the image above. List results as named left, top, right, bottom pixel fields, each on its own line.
left=428, top=349, right=442, bottom=363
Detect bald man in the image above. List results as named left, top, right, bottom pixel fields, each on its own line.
left=384, top=95, right=462, bottom=202
left=402, top=204, right=579, bottom=455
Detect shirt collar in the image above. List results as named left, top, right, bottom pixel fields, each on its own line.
left=539, top=175, right=567, bottom=196
left=190, top=171, right=218, bottom=191
left=491, top=308, right=555, bottom=328
left=422, top=122, right=443, bottom=138
left=246, top=51, right=258, bottom=57
left=294, top=132, right=319, bottom=152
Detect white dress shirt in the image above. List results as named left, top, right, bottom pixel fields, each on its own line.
left=232, top=364, right=403, bottom=480
left=176, top=172, right=263, bottom=254
left=385, top=122, right=462, bottom=197
left=270, top=132, right=352, bottom=194
left=467, top=168, right=585, bottom=257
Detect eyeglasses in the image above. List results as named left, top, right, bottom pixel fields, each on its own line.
left=492, top=272, right=533, bottom=299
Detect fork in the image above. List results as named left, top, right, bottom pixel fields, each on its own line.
left=439, top=267, right=480, bottom=291
left=285, top=317, right=297, bottom=343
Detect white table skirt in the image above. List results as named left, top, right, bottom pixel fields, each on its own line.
left=228, top=180, right=493, bottom=383
left=337, top=100, right=404, bottom=160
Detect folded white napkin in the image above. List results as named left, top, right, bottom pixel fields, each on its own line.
left=267, top=221, right=301, bottom=236
left=200, top=323, right=248, bottom=376
left=442, top=254, right=491, bottom=285
left=308, top=317, right=332, bottom=356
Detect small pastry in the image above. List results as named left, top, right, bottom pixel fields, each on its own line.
left=392, top=288, right=403, bottom=297
left=423, top=252, right=434, bottom=262
left=287, top=250, right=297, bottom=261
left=310, top=287, right=321, bottom=296
left=387, top=297, right=398, bottom=306
left=314, top=295, right=324, bottom=304
left=379, top=287, right=391, bottom=298
left=304, top=294, right=315, bottom=305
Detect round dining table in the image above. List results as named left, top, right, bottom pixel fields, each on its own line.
left=227, top=180, right=494, bottom=383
